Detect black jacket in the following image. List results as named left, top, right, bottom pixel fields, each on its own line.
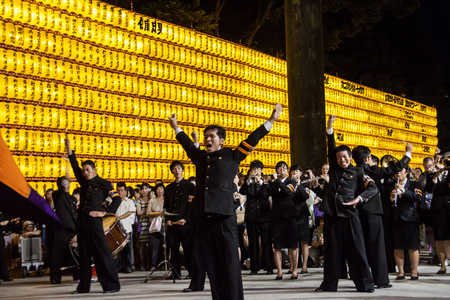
left=357, top=155, right=411, bottom=215
left=164, top=178, right=195, bottom=224
left=240, top=180, right=271, bottom=223
left=69, top=153, right=121, bottom=229
left=52, top=189, right=77, bottom=233
left=390, top=179, right=422, bottom=223
left=320, top=132, right=377, bottom=218
left=177, top=124, right=269, bottom=217
left=269, top=177, right=297, bottom=220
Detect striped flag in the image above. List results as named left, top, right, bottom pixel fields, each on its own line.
left=0, top=132, right=63, bottom=229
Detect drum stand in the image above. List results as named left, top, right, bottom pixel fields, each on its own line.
left=144, top=210, right=180, bottom=283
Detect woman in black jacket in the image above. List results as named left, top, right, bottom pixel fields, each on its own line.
left=389, top=167, right=422, bottom=280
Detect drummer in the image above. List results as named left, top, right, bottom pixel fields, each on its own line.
left=65, top=137, right=121, bottom=294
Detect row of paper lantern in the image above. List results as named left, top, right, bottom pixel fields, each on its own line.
left=0, top=102, right=290, bottom=138
left=325, top=103, right=438, bottom=137
left=0, top=20, right=287, bottom=90
left=324, top=75, right=437, bottom=117
left=0, top=2, right=287, bottom=75
left=13, top=155, right=196, bottom=180
left=2, top=0, right=287, bottom=73
left=0, top=127, right=290, bottom=160
left=0, top=47, right=288, bottom=106
left=0, top=75, right=286, bottom=122
left=326, top=90, right=436, bottom=127
left=332, top=118, right=438, bottom=145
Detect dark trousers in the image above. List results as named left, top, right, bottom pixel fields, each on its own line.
left=0, top=232, right=10, bottom=280
left=50, top=231, right=75, bottom=282
left=76, top=228, right=120, bottom=293
left=360, top=214, right=390, bottom=285
left=320, top=215, right=374, bottom=292
left=196, top=215, right=243, bottom=300
left=188, top=218, right=206, bottom=291
left=168, top=225, right=192, bottom=278
left=247, top=222, right=273, bottom=272
left=119, top=233, right=133, bottom=271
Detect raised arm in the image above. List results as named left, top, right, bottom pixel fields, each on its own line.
left=65, top=137, right=85, bottom=185
left=234, top=103, right=282, bottom=162
left=326, top=115, right=337, bottom=168
left=168, top=113, right=199, bottom=162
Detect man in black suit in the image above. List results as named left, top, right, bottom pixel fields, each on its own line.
left=65, top=138, right=121, bottom=294
left=168, top=103, right=282, bottom=300
left=165, top=160, right=195, bottom=279
left=352, top=143, right=412, bottom=288
left=239, top=160, right=273, bottom=275
left=50, top=176, right=78, bottom=284
left=316, top=115, right=378, bottom=293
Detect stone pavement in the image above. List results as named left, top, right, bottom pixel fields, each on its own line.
left=1, top=264, right=450, bottom=299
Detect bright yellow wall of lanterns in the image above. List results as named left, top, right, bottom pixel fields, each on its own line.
left=0, top=0, right=437, bottom=193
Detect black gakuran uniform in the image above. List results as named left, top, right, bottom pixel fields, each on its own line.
left=69, top=153, right=121, bottom=293
left=176, top=123, right=271, bottom=300
left=164, top=178, right=195, bottom=278
left=50, top=188, right=77, bottom=283
left=319, top=131, right=377, bottom=292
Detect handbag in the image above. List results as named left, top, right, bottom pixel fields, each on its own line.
left=149, top=216, right=162, bottom=233
left=236, top=207, right=245, bottom=225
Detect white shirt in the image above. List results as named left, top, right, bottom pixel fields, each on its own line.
left=116, top=197, right=136, bottom=233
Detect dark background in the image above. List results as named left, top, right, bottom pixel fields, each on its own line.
left=106, top=0, right=450, bottom=152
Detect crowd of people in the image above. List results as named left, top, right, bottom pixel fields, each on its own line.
left=0, top=106, right=449, bottom=299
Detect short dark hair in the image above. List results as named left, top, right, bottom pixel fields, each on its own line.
left=275, top=161, right=288, bottom=170
left=155, top=183, right=165, bottom=192
left=81, top=160, right=96, bottom=169
left=250, top=160, right=264, bottom=170
left=335, top=145, right=352, bottom=157
left=371, top=155, right=379, bottom=165
left=423, top=157, right=434, bottom=164
left=204, top=125, right=226, bottom=140
left=139, top=183, right=150, bottom=190
left=289, top=164, right=302, bottom=173
left=352, top=146, right=371, bottom=165
left=72, top=187, right=81, bottom=196
left=170, top=160, right=184, bottom=172
left=56, top=176, right=70, bottom=188
left=117, top=182, right=127, bottom=189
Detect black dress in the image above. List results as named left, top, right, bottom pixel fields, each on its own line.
left=293, top=184, right=311, bottom=243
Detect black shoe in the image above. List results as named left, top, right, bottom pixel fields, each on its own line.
left=2, top=278, right=13, bottom=282
left=266, top=270, right=274, bottom=275
left=290, top=275, right=298, bottom=280
left=71, top=290, right=88, bottom=294
left=104, top=289, right=120, bottom=294
left=286, top=270, right=292, bottom=274
left=437, top=269, right=447, bottom=274
left=411, top=273, right=419, bottom=280
left=183, top=288, right=192, bottom=292
left=396, top=273, right=405, bottom=280
left=300, top=269, right=308, bottom=274
left=51, top=279, right=61, bottom=284
left=315, top=288, right=326, bottom=292
left=250, top=270, right=258, bottom=275
left=275, top=275, right=283, bottom=280
left=377, top=283, right=392, bottom=288
left=363, top=289, right=374, bottom=293
left=124, top=268, right=133, bottom=273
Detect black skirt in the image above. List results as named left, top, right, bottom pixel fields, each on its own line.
left=392, top=220, right=420, bottom=250
left=432, top=212, right=450, bottom=241
left=295, top=216, right=311, bottom=243
left=271, top=217, right=297, bottom=249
